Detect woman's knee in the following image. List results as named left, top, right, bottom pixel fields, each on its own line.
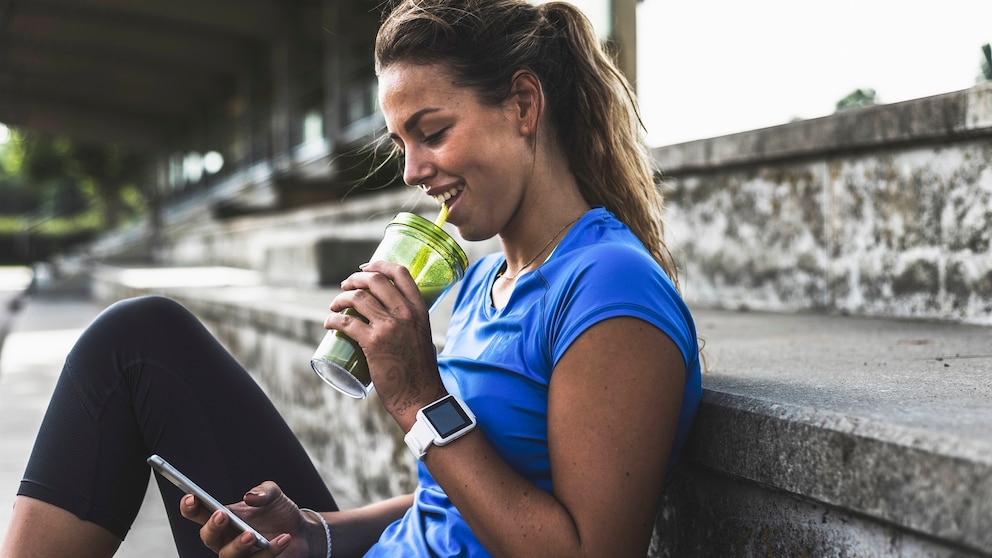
left=104, top=295, right=189, bottom=321
left=67, top=296, right=201, bottom=361
left=94, top=295, right=196, bottom=334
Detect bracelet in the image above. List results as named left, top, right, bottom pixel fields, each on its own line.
left=300, top=508, right=332, bottom=558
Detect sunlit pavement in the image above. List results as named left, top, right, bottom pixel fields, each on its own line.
left=0, top=284, right=180, bottom=558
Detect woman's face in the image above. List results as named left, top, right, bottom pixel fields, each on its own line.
left=378, top=62, right=535, bottom=242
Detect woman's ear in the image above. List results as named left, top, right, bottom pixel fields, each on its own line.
left=508, top=70, right=543, bottom=136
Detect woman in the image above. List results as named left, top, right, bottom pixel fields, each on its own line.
left=1, top=1, right=701, bottom=556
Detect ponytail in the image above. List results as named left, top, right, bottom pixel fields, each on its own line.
left=376, top=0, right=679, bottom=287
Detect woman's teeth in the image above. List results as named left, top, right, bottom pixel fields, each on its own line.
left=433, top=186, right=463, bottom=205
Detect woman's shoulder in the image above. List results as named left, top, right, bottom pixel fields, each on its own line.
left=550, top=240, right=677, bottom=302
left=546, top=211, right=688, bottom=319
left=555, top=217, right=670, bottom=286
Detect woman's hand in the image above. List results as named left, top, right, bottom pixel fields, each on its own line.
left=179, top=481, right=325, bottom=557
left=328, top=260, right=446, bottom=426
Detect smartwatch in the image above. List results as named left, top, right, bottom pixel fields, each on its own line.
left=404, top=394, right=477, bottom=460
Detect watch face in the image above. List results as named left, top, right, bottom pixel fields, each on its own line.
left=423, top=397, right=473, bottom=438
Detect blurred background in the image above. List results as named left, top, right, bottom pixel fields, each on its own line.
left=2, top=4, right=991, bottom=555
left=0, top=0, right=990, bottom=266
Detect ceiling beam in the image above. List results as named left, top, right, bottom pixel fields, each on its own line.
left=0, top=72, right=194, bottom=120
left=0, top=95, right=174, bottom=149
left=9, top=8, right=252, bottom=72
left=26, top=0, right=289, bottom=39
left=0, top=0, right=315, bottom=146
left=4, top=41, right=229, bottom=100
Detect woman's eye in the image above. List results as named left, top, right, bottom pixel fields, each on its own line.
left=423, top=127, right=449, bottom=145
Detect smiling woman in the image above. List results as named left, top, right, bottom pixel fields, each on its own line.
left=1, top=2, right=702, bottom=557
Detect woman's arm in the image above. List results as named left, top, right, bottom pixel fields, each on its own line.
left=421, top=316, right=686, bottom=557
left=332, top=261, right=686, bottom=557
left=324, top=494, right=413, bottom=557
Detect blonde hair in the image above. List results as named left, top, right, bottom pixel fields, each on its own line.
left=375, top=0, right=678, bottom=286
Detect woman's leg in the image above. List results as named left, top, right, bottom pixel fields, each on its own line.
left=3, top=500, right=122, bottom=558
left=4, top=296, right=336, bottom=557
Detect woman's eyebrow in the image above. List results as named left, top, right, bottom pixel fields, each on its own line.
left=403, top=107, right=441, bottom=132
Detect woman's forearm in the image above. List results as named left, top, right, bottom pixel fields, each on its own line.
left=324, top=494, right=413, bottom=558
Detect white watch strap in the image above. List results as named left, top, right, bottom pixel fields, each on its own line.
left=404, top=418, right=436, bottom=460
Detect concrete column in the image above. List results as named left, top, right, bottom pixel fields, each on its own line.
left=321, top=0, right=342, bottom=149
left=271, top=41, right=294, bottom=172
left=611, top=0, right=638, bottom=89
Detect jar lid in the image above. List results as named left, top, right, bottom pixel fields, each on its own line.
left=389, top=212, right=469, bottom=272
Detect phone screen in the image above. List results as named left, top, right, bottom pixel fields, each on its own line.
left=147, top=454, right=270, bottom=549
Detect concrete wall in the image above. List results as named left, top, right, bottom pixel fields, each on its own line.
left=82, top=84, right=992, bottom=555
left=90, top=270, right=992, bottom=557
left=657, top=82, right=992, bottom=323
left=91, top=83, right=992, bottom=323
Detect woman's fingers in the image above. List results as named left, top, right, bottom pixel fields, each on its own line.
left=326, top=260, right=442, bottom=412
left=241, top=480, right=281, bottom=507
left=216, top=529, right=291, bottom=558
left=199, top=509, right=234, bottom=553
left=203, top=508, right=292, bottom=557
left=327, top=266, right=427, bottom=334
left=179, top=480, right=299, bottom=557
left=179, top=493, right=212, bottom=525
left=335, top=261, right=422, bottom=314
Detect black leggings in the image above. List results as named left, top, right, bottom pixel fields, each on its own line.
left=17, top=296, right=337, bottom=556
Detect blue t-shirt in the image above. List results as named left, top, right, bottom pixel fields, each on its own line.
left=366, top=207, right=702, bottom=557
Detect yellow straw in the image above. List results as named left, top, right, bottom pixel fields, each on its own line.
left=435, top=203, right=449, bottom=227
left=411, top=204, right=448, bottom=279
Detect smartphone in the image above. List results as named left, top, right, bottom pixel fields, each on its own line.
left=146, top=454, right=270, bottom=549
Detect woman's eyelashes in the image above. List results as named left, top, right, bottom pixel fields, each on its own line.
left=386, top=125, right=448, bottom=157
left=422, top=127, right=449, bottom=146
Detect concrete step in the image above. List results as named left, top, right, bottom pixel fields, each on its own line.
left=55, top=266, right=992, bottom=556
left=87, top=188, right=499, bottom=288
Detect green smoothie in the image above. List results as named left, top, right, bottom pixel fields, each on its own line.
left=310, top=211, right=467, bottom=399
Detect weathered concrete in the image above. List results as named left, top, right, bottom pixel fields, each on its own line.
left=89, top=266, right=992, bottom=556
left=656, top=82, right=992, bottom=323
left=87, top=189, right=499, bottom=287
left=85, top=84, right=992, bottom=324
left=50, top=82, right=992, bottom=555
left=654, top=466, right=983, bottom=558
left=652, top=308, right=992, bottom=557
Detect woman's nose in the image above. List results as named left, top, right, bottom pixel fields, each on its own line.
left=402, top=146, right=435, bottom=186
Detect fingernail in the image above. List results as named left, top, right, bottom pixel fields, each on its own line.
left=243, top=489, right=263, bottom=499
left=274, top=534, right=291, bottom=546
left=212, top=510, right=227, bottom=525
left=358, top=262, right=370, bottom=269
left=239, top=531, right=255, bottom=545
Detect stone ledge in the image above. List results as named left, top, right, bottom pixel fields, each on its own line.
left=679, top=392, right=992, bottom=555
left=89, top=266, right=992, bottom=556
left=654, top=82, right=992, bottom=174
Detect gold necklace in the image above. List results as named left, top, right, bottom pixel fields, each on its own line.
left=496, top=215, right=581, bottom=281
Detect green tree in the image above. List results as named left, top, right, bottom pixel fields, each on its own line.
left=9, top=130, right=149, bottom=229
left=68, top=141, right=148, bottom=229
left=835, top=88, right=877, bottom=111
left=980, top=43, right=992, bottom=82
